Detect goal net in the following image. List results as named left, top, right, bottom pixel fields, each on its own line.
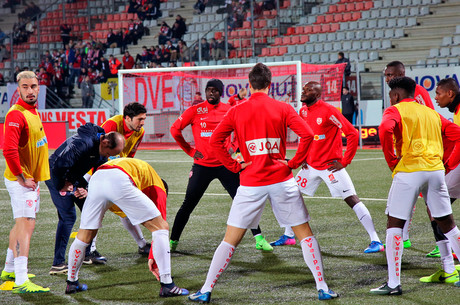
left=118, top=61, right=346, bottom=144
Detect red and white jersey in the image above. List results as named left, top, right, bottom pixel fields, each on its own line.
left=210, top=92, right=314, bottom=186
left=171, top=100, right=231, bottom=167
left=228, top=93, right=247, bottom=107
left=299, top=100, right=358, bottom=170
left=414, top=84, right=434, bottom=109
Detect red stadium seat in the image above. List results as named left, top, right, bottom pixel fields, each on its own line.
left=325, top=15, right=334, bottom=23
left=282, top=36, right=291, bottom=45
left=232, top=40, right=240, bottom=48
left=304, top=25, right=313, bottom=34
left=328, top=5, right=337, bottom=13
left=260, top=47, right=270, bottom=57
left=364, top=1, right=374, bottom=9
left=355, top=2, right=364, bottom=10
left=215, top=32, right=223, bottom=40
left=286, top=27, right=295, bottom=36
left=271, top=29, right=278, bottom=36
left=113, top=14, right=120, bottom=21
left=334, top=14, right=343, bottom=22
left=342, top=12, right=352, bottom=22
left=300, top=35, right=309, bottom=43
left=322, top=24, right=331, bottom=32
left=330, top=23, right=340, bottom=32
left=254, top=29, right=263, bottom=38
left=246, top=49, right=253, bottom=57
left=346, top=3, right=355, bottom=11
left=241, top=39, right=251, bottom=48
left=337, top=4, right=346, bottom=12
left=280, top=1, right=290, bottom=9
left=242, top=21, right=251, bottom=29
left=257, top=19, right=267, bottom=28
left=269, top=47, right=279, bottom=56
left=272, top=37, right=283, bottom=46
left=279, top=46, right=288, bottom=55
left=229, top=50, right=236, bottom=58
left=229, top=30, right=238, bottom=39
left=295, top=27, right=304, bottom=35
left=291, top=36, right=300, bottom=44
left=316, top=15, right=325, bottom=24
left=352, top=12, right=361, bottom=20
left=312, top=25, right=321, bottom=33
left=107, top=15, right=114, bottom=21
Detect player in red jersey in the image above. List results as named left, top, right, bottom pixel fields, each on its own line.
left=170, top=79, right=272, bottom=252
left=383, top=60, right=435, bottom=249
left=189, top=63, right=338, bottom=303
left=419, top=78, right=460, bottom=283
left=272, top=81, right=383, bottom=253
left=228, top=87, right=247, bottom=107
left=370, top=77, right=460, bottom=295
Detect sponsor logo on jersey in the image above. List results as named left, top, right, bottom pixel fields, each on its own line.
left=36, top=136, right=48, bottom=148
left=200, top=131, right=213, bottom=137
left=328, top=173, right=338, bottom=184
left=197, top=107, right=208, bottom=114
left=313, top=134, right=325, bottom=141
left=8, top=122, right=19, bottom=128
left=329, top=115, right=342, bottom=128
left=414, top=94, right=426, bottom=105
left=246, top=138, right=280, bottom=156
left=316, top=118, right=322, bottom=125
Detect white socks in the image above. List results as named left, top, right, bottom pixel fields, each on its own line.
left=68, top=237, right=89, bottom=282
left=13, top=256, right=28, bottom=286
left=437, top=240, right=455, bottom=273
left=201, top=241, right=235, bottom=293
left=352, top=202, right=380, bottom=242
left=284, top=226, right=295, bottom=237
left=152, top=230, right=172, bottom=284
left=300, top=236, right=328, bottom=291
left=385, top=228, right=403, bottom=288
left=120, top=217, right=147, bottom=248
left=3, top=248, right=14, bottom=273
left=444, top=226, right=460, bottom=264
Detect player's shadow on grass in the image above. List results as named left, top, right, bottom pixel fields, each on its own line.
left=19, top=293, right=78, bottom=305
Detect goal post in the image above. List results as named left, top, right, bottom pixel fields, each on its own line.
left=118, top=61, right=345, bottom=144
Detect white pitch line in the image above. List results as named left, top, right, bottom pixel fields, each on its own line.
left=352, top=157, right=385, bottom=161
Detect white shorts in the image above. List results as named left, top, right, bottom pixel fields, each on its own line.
left=80, top=168, right=161, bottom=230
left=386, top=170, right=452, bottom=220
left=227, top=178, right=310, bottom=229
left=295, top=166, right=356, bottom=199
left=445, top=165, right=460, bottom=198
left=4, top=178, right=40, bottom=219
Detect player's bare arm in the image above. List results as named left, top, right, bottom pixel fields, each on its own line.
left=327, top=160, right=344, bottom=172
left=193, top=150, right=204, bottom=160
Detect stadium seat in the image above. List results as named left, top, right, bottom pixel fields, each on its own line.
left=346, top=3, right=355, bottom=11
left=316, top=15, right=325, bottom=24
left=296, top=44, right=305, bottom=53
left=321, top=24, right=331, bottom=32
left=440, top=47, right=450, bottom=57
left=337, top=3, right=346, bottom=12
left=300, top=36, right=309, bottom=43
left=242, top=21, right=251, bottom=29
left=260, top=48, right=270, bottom=57
left=352, top=12, right=361, bottom=20
left=273, top=37, right=282, bottom=46
left=304, top=25, right=313, bottom=34
left=429, top=48, right=439, bottom=58
left=333, top=14, right=343, bottom=22
left=328, top=5, right=337, bottom=13
left=279, top=46, right=288, bottom=55
left=295, top=27, right=304, bottom=35
left=291, top=36, right=301, bottom=44
left=282, top=36, right=291, bottom=45
left=286, top=27, right=295, bottom=36
left=269, top=47, right=279, bottom=56
left=342, top=12, right=352, bottom=22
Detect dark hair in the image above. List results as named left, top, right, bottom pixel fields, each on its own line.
left=338, top=52, right=344, bottom=57
left=343, top=86, right=349, bottom=90
left=248, top=63, right=271, bottom=90
left=161, top=179, right=169, bottom=196
left=123, top=102, right=147, bottom=119
left=103, top=131, right=122, bottom=149
left=437, top=78, right=460, bottom=94
left=388, top=76, right=416, bottom=97
left=386, top=60, right=405, bottom=70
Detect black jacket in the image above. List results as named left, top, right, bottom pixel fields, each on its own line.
left=48, top=123, right=107, bottom=190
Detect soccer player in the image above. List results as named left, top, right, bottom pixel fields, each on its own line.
left=272, top=81, right=383, bottom=253
left=1, top=71, right=51, bottom=293
left=383, top=60, right=435, bottom=249
left=101, top=102, right=151, bottom=255
left=170, top=78, right=272, bottom=252
left=65, top=158, right=189, bottom=298
left=46, top=125, right=124, bottom=275
left=188, top=63, right=338, bottom=303
left=419, top=78, right=460, bottom=283
left=370, top=76, right=460, bottom=295
left=228, top=87, right=247, bottom=106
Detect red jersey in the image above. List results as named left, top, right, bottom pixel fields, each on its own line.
left=299, top=100, right=358, bottom=170
left=171, top=100, right=231, bottom=167
left=210, top=92, right=314, bottom=186
left=415, top=84, right=434, bottom=109
left=228, top=93, right=247, bottom=107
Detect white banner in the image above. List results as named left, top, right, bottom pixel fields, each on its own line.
left=38, top=109, right=110, bottom=132
left=406, top=66, right=460, bottom=120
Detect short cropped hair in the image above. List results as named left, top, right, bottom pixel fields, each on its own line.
left=123, top=102, right=147, bottom=119
left=388, top=76, right=416, bottom=97
left=386, top=60, right=405, bottom=70
left=248, top=63, right=271, bottom=90
left=437, top=78, right=460, bottom=94
left=17, top=71, right=38, bottom=83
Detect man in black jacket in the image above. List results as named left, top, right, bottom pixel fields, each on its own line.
left=46, top=123, right=124, bottom=275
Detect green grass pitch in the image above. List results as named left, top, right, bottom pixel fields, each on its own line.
left=1, top=149, right=459, bottom=304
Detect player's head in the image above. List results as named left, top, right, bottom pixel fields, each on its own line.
left=239, top=87, right=247, bottom=99
left=248, top=63, right=271, bottom=92
left=123, top=102, right=147, bottom=132
left=17, top=71, right=39, bottom=105
left=384, top=61, right=405, bottom=84
left=99, top=131, right=125, bottom=157
left=342, top=86, right=349, bottom=95
left=388, top=76, right=416, bottom=105
left=435, top=78, right=459, bottom=108
left=205, top=79, right=224, bottom=105
left=301, top=81, right=322, bottom=106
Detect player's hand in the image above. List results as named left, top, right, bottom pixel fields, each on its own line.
left=301, top=162, right=309, bottom=170
left=240, top=161, right=252, bottom=170
left=148, top=259, right=160, bottom=281
left=327, top=160, right=344, bottom=172
left=193, top=150, right=204, bottom=160
left=60, top=181, right=74, bottom=193
left=19, top=178, right=36, bottom=190
left=277, top=159, right=288, bottom=166
left=74, top=187, right=88, bottom=199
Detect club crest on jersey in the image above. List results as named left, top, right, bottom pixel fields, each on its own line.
left=197, top=107, right=208, bottom=114
left=313, top=134, right=325, bottom=141
left=328, top=173, right=338, bottom=184
left=246, top=138, right=280, bottom=156
left=301, top=109, right=308, bottom=117
left=316, top=118, right=322, bottom=125
left=329, top=115, right=342, bottom=128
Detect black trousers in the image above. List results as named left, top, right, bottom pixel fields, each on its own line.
left=170, top=163, right=261, bottom=241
